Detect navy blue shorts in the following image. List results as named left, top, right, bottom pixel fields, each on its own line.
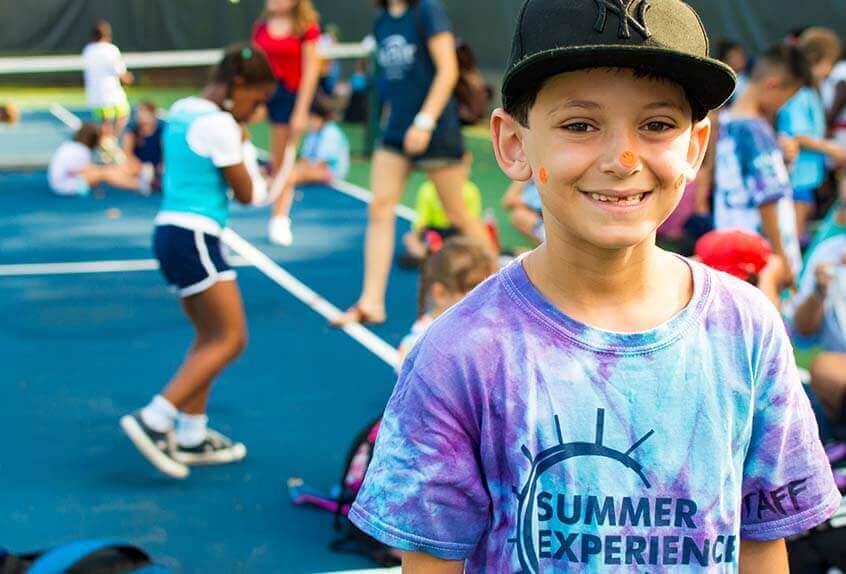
left=381, top=121, right=464, bottom=168
left=267, top=81, right=297, bottom=125
left=153, top=224, right=236, bottom=298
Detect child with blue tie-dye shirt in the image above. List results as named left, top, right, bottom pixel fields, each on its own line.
left=349, top=1, right=840, bottom=572
left=714, top=44, right=814, bottom=286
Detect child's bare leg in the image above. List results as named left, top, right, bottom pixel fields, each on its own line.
left=272, top=178, right=298, bottom=218
left=510, top=206, right=543, bottom=245
left=101, top=164, right=142, bottom=191
left=161, top=280, right=247, bottom=415
left=429, top=162, right=497, bottom=256
left=809, top=352, right=846, bottom=424
left=402, top=230, right=428, bottom=259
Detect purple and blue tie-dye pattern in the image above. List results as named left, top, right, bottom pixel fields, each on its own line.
left=349, top=258, right=840, bottom=572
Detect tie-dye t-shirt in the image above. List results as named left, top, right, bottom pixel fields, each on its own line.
left=714, top=115, right=802, bottom=275
left=349, top=258, right=840, bottom=573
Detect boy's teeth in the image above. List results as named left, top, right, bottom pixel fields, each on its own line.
left=589, top=192, right=645, bottom=204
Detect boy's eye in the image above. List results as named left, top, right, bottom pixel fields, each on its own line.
left=642, top=121, right=676, bottom=132
left=562, top=122, right=597, bottom=133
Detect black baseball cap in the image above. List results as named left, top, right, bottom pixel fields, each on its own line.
left=502, top=0, right=736, bottom=118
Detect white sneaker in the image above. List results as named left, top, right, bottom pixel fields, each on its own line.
left=269, top=217, right=293, bottom=246
left=172, top=429, right=247, bottom=466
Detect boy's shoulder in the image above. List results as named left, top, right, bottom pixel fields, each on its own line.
left=720, top=114, right=778, bottom=154
left=695, top=259, right=784, bottom=334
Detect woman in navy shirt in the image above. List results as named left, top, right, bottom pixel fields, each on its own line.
left=334, top=0, right=495, bottom=326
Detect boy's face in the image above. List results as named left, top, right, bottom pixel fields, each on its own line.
left=136, top=107, right=157, bottom=130
left=492, top=68, right=710, bottom=252
left=759, top=72, right=801, bottom=119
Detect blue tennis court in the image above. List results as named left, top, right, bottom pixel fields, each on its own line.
left=0, top=154, right=418, bottom=571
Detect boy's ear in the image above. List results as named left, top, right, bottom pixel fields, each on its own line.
left=685, top=116, right=712, bottom=180
left=491, top=108, right=533, bottom=182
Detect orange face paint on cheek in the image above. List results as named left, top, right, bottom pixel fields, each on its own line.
left=538, top=167, right=548, bottom=184
left=620, top=151, right=637, bottom=169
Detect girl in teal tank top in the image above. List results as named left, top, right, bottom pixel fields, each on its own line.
left=120, top=46, right=276, bottom=479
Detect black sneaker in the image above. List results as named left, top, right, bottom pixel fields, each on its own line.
left=120, top=412, right=189, bottom=479
left=172, top=429, right=247, bottom=466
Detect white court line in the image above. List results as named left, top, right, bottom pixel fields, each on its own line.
left=221, top=229, right=400, bottom=370
left=49, top=103, right=82, bottom=130
left=0, top=259, right=160, bottom=276
left=331, top=179, right=417, bottom=223
left=0, top=257, right=253, bottom=277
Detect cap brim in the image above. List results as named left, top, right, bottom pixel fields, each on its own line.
left=502, top=45, right=737, bottom=116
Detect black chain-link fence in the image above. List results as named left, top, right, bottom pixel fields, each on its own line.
left=1, top=0, right=844, bottom=69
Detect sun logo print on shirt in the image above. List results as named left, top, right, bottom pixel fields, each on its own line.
left=510, top=409, right=655, bottom=573
left=509, top=409, right=741, bottom=571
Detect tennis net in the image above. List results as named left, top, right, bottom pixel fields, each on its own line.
left=0, top=41, right=378, bottom=171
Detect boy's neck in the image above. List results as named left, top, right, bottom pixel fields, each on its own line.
left=729, top=84, right=765, bottom=119
left=523, top=235, right=693, bottom=333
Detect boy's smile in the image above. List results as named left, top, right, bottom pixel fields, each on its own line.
left=495, top=68, right=710, bottom=253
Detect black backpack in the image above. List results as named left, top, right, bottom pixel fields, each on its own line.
left=289, top=417, right=401, bottom=567
left=787, top=495, right=846, bottom=573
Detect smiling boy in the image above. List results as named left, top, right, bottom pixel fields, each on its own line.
left=348, top=1, right=841, bottom=572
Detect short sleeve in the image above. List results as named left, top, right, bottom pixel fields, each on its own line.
left=303, top=23, right=321, bottom=42
left=348, top=344, right=490, bottom=560
left=186, top=112, right=242, bottom=167
left=739, top=123, right=790, bottom=207
left=740, top=310, right=840, bottom=540
left=417, top=0, right=451, bottom=39
left=110, top=44, right=127, bottom=75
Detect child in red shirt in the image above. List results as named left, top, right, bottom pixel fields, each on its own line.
left=253, top=0, right=321, bottom=246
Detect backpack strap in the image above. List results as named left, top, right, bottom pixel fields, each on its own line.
left=28, top=539, right=152, bottom=574
left=334, top=417, right=382, bottom=529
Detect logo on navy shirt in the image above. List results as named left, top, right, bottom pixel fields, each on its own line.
left=377, top=35, right=417, bottom=80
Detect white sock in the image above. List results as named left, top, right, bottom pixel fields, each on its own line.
left=140, top=395, right=177, bottom=433
left=176, top=412, right=209, bottom=448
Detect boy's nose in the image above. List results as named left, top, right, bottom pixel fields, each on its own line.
left=602, top=147, right=643, bottom=178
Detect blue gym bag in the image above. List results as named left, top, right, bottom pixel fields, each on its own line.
left=0, top=538, right=170, bottom=573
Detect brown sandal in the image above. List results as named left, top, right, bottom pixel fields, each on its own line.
left=330, top=304, right=387, bottom=327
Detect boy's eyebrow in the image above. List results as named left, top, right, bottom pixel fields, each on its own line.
left=642, top=100, right=687, bottom=112
left=548, top=100, right=602, bottom=115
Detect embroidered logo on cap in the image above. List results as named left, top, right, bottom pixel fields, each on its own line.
left=593, top=0, right=652, bottom=39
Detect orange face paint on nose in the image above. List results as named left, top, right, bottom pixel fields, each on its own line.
left=620, top=151, right=638, bottom=169
left=538, top=167, right=549, bottom=184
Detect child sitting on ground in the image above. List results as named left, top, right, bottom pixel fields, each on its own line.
left=502, top=179, right=544, bottom=246
left=122, top=101, right=165, bottom=193
left=400, top=152, right=482, bottom=267
left=48, top=123, right=141, bottom=196
left=268, top=98, right=350, bottom=246
left=398, top=236, right=497, bottom=364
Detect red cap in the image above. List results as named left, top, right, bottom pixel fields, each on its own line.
left=695, top=230, right=772, bottom=281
